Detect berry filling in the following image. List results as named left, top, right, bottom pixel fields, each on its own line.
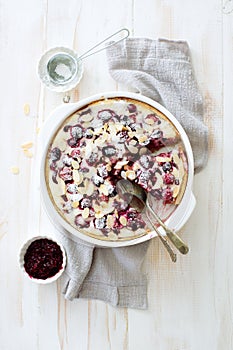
left=24, top=239, right=63, bottom=280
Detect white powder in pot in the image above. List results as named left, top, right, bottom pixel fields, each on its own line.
left=54, top=63, right=72, bottom=81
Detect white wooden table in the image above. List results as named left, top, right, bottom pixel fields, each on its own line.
left=1, top=0, right=232, bottom=349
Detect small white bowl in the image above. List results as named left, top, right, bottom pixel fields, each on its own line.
left=37, top=46, right=84, bottom=93
left=18, top=235, right=66, bottom=284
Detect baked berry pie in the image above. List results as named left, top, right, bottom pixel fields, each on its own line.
left=45, top=97, right=188, bottom=241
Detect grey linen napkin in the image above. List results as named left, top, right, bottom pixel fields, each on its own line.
left=56, top=38, right=208, bottom=309
left=106, top=38, right=208, bottom=172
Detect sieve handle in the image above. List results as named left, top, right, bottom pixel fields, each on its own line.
left=78, top=28, right=130, bottom=61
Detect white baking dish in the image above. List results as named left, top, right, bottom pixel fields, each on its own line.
left=40, top=91, right=196, bottom=247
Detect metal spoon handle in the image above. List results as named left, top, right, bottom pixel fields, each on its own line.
left=147, top=204, right=189, bottom=255
left=145, top=214, right=177, bottom=263
left=78, top=28, right=130, bottom=61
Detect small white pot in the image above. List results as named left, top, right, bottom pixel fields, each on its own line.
left=18, top=235, right=66, bottom=284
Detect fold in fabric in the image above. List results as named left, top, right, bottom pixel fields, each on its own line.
left=106, top=38, right=208, bottom=173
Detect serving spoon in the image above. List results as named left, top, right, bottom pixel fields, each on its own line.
left=116, top=180, right=177, bottom=262
left=116, top=179, right=189, bottom=259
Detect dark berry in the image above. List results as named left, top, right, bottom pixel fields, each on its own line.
left=163, top=188, right=174, bottom=203
left=62, top=155, right=72, bottom=166
left=79, top=108, right=91, bottom=117
left=118, top=130, right=129, bottom=143
left=139, top=155, right=150, bottom=169
left=50, top=147, right=61, bottom=161
left=75, top=215, right=90, bottom=228
left=92, top=174, right=104, bottom=187
left=67, top=138, right=78, bottom=147
left=102, top=146, right=116, bottom=157
left=163, top=173, right=175, bottom=185
left=79, top=167, right=89, bottom=173
left=127, top=104, right=137, bottom=113
left=63, top=125, right=71, bottom=132
left=86, top=152, right=98, bottom=166
left=94, top=217, right=106, bottom=229
left=66, top=183, right=79, bottom=194
left=70, top=149, right=80, bottom=158
left=80, top=198, right=92, bottom=208
left=97, top=164, right=108, bottom=178
left=137, top=171, right=150, bottom=189
left=70, top=125, right=83, bottom=140
left=145, top=114, right=161, bottom=124
left=162, top=162, right=172, bottom=172
left=59, top=167, right=73, bottom=181
left=121, top=115, right=131, bottom=126
left=97, top=109, right=115, bottom=122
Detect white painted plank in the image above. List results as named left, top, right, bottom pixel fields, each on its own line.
left=0, top=0, right=231, bottom=349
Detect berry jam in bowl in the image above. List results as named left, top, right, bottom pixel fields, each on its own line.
left=19, top=236, right=66, bottom=284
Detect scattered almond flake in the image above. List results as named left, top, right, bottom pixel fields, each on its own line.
left=115, top=123, right=123, bottom=132
left=23, top=103, right=30, bottom=116
left=57, top=177, right=66, bottom=195
left=95, top=212, right=105, bottom=219
left=160, top=122, right=177, bottom=138
left=85, top=140, right=94, bottom=158
left=138, top=135, right=148, bottom=144
left=172, top=168, right=180, bottom=178
left=99, top=184, right=109, bottom=196
left=129, top=139, right=137, bottom=146
left=10, top=166, right=20, bottom=175
left=108, top=232, right=118, bottom=240
left=93, top=203, right=102, bottom=212
left=114, top=160, right=129, bottom=170
left=23, top=149, right=33, bottom=158
left=72, top=201, right=79, bottom=208
left=94, top=126, right=104, bottom=135
left=73, top=170, right=83, bottom=185
left=119, top=216, right=127, bottom=226
left=139, top=147, right=148, bottom=155
left=82, top=207, right=90, bottom=219
left=172, top=185, right=180, bottom=198
left=80, top=114, right=93, bottom=122
left=108, top=124, right=117, bottom=135
left=145, top=117, right=155, bottom=125
left=126, top=144, right=138, bottom=154
left=86, top=181, right=94, bottom=196
left=107, top=215, right=115, bottom=228
left=106, top=163, right=112, bottom=172
left=95, top=133, right=108, bottom=146
left=135, top=127, right=144, bottom=133
left=128, top=131, right=136, bottom=138
left=172, top=152, right=180, bottom=165
left=156, top=156, right=171, bottom=163
left=132, top=163, right=141, bottom=171
left=154, top=173, right=163, bottom=189
left=175, top=172, right=187, bottom=205
left=125, top=170, right=136, bottom=180
left=21, top=141, right=33, bottom=149
left=71, top=160, right=79, bottom=169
